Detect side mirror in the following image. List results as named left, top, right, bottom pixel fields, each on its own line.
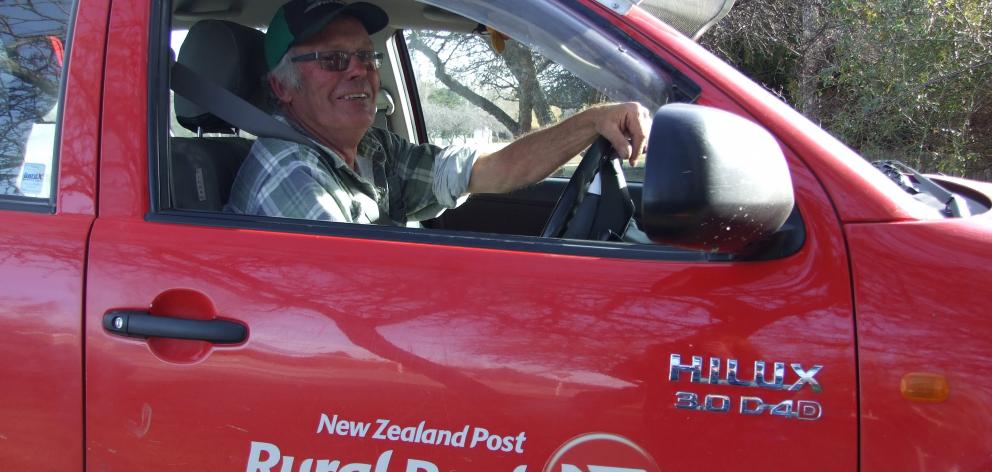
left=641, top=104, right=795, bottom=254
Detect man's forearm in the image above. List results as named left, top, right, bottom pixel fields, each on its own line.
left=467, top=108, right=600, bottom=194
left=466, top=102, right=649, bottom=195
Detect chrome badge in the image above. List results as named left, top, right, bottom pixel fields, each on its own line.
left=668, top=353, right=824, bottom=421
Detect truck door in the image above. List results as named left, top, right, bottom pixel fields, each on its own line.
left=85, top=0, right=858, bottom=470
left=0, top=0, right=106, bottom=469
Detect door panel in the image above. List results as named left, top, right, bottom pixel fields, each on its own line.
left=86, top=157, right=858, bottom=472
left=86, top=0, right=857, bottom=468
left=0, top=0, right=105, bottom=469
left=0, top=214, right=90, bottom=470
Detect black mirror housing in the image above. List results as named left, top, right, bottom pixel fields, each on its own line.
left=641, top=104, right=795, bottom=254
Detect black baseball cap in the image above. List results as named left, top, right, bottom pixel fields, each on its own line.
left=265, top=0, right=389, bottom=70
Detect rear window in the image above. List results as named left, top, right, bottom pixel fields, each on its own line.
left=0, top=0, right=73, bottom=202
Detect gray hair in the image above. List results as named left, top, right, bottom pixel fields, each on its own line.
left=268, top=52, right=301, bottom=96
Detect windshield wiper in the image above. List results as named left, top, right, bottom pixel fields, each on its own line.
left=873, top=160, right=971, bottom=217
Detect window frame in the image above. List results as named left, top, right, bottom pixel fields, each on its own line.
left=147, top=0, right=803, bottom=263
left=149, top=0, right=172, bottom=216
left=0, top=0, right=80, bottom=213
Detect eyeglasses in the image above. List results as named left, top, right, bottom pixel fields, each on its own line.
left=290, top=50, right=384, bottom=72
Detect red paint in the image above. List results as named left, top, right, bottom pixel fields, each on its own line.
left=59, top=0, right=110, bottom=215
left=848, top=218, right=992, bottom=471
left=85, top=183, right=857, bottom=469
left=0, top=0, right=988, bottom=470
left=97, top=0, right=151, bottom=218
left=544, top=433, right=660, bottom=472
left=0, top=213, right=91, bottom=470
left=0, top=0, right=108, bottom=469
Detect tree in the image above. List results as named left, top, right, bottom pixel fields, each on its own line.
left=406, top=29, right=600, bottom=139
left=408, top=30, right=522, bottom=135
left=703, top=0, right=992, bottom=179
left=417, top=78, right=506, bottom=144
left=822, top=0, right=992, bottom=177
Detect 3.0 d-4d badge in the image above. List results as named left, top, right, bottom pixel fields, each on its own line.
left=668, top=354, right=824, bottom=421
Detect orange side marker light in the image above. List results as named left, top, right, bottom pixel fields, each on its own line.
left=900, top=372, right=949, bottom=403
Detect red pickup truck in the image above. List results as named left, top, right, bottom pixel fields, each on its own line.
left=1, top=0, right=990, bottom=470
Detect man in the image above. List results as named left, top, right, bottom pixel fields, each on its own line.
left=227, top=0, right=651, bottom=226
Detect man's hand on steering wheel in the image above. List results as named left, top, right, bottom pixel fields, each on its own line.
left=467, top=101, right=651, bottom=195
left=539, top=101, right=651, bottom=239
left=591, top=102, right=653, bottom=166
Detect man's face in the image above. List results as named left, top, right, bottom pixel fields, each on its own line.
left=280, top=16, right=379, bottom=137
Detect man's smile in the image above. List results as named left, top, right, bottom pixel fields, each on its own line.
left=339, top=92, right=370, bottom=101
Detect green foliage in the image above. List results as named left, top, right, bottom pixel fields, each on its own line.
left=704, top=0, right=992, bottom=179
left=538, top=65, right=601, bottom=111
left=417, top=79, right=506, bottom=143
left=428, top=88, right=465, bottom=108
left=823, top=0, right=991, bottom=176
left=702, top=1, right=806, bottom=102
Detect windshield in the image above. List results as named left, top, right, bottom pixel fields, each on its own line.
left=417, top=0, right=672, bottom=111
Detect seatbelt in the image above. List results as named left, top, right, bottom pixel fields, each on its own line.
left=561, top=157, right=635, bottom=241
left=170, top=62, right=318, bottom=149
left=590, top=157, right=634, bottom=240
left=170, top=62, right=395, bottom=223
left=170, top=63, right=379, bottom=185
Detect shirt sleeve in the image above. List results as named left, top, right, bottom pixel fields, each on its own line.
left=375, top=129, right=479, bottom=222
left=431, top=145, right=478, bottom=208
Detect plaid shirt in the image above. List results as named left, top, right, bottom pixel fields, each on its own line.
left=226, top=120, right=477, bottom=225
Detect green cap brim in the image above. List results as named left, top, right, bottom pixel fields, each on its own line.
left=265, top=2, right=389, bottom=71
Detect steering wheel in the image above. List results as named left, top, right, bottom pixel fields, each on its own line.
left=540, top=136, right=622, bottom=238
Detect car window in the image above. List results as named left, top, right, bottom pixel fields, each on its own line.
left=0, top=0, right=73, bottom=202
left=405, top=29, right=634, bottom=179
left=403, top=0, right=676, bottom=182
left=154, top=1, right=734, bottom=258
left=401, top=36, right=660, bottom=182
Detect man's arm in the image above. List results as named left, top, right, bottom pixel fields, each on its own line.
left=467, top=102, right=651, bottom=194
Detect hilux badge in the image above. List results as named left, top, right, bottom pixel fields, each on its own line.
left=668, top=354, right=825, bottom=421
left=669, top=354, right=823, bottom=393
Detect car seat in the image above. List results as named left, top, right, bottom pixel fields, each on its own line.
left=170, top=19, right=267, bottom=211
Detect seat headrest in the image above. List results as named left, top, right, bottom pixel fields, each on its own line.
left=175, top=20, right=267, bottom=133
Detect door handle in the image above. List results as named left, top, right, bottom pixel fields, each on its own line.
left=103, top=310, right=247, bottom=344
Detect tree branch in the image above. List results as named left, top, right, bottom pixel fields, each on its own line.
left=408, top=31, right=520, bottom=135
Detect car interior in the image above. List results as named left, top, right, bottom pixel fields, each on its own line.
left=160, top=0, right=804, bottom=260
left=163, top=0, right=682, bottom=237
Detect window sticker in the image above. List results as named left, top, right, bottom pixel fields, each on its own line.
left=15, top=122, right=56, bottom=198
left=17, top=162, right=46, bottom=196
